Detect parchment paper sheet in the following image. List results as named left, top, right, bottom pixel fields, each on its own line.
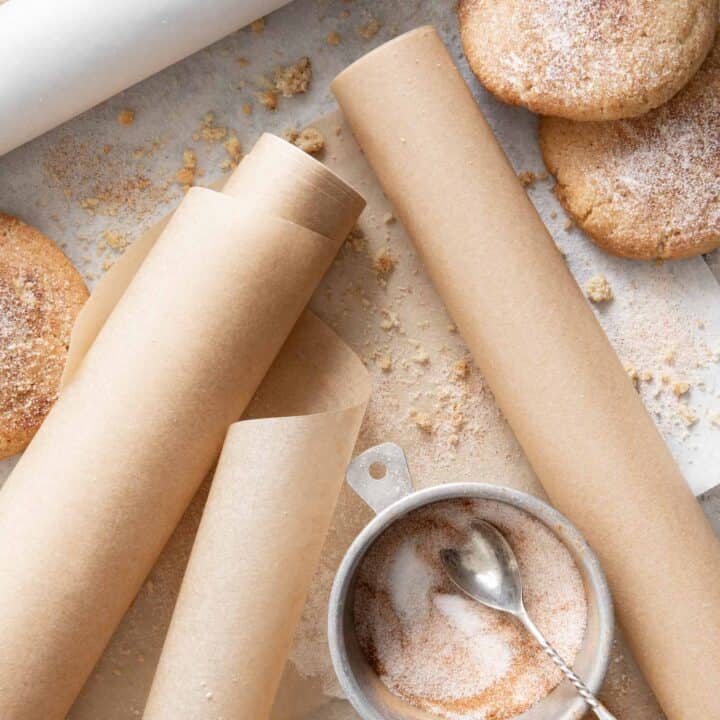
left=0, top=134, right=368, bottom=719
left=333, top=27, right=720, bottom=720
left=0, top=0, right=293, bottom=156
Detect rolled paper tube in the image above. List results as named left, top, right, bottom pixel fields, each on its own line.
left=0, top=135, right=364, bottom=719
left=142, top=312, right=369, bottom=720
left=332, top=27, right=720, bottom=720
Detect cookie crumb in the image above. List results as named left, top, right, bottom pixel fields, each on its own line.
left=250, top=18, right=265, bottom=33
left=358, top=17, right=381, bottom=40
left=373, top=247, right=395, bottom=275
left=242, top=103, right=253, bottom=116
left=345, top=225, right=365, bottom=252
left=220, top=134, right=242, bottom=171
left=257, top=90, right=277, bottom=111
left=453, top=358, right=470, bottom=380
left=274, top=57, right=312, bottom=97
left=585, top=274, right=613, bottom=303
left=284, top=126, right=325, bottom=154
left=197, top=112, right=227, bottom=143
left=709, top=410, right=720, bottom=428
left=175, top=149, right=197, bottom=188
left=327, top=31, right=342, bottom=45
left=383, top=212, right=395, bottom=225
left=117, top=109, right=135, bottom=126
left=412, top=348, right=430, bottom=365
left=678, top=402, right=698, bottom=427
left=624, top=363, right=639, bottom=389
left=411, top=409, right=434, bottom=433
left=379, top=310, right=400, bottom=331
left=517, top=170, right=547, bottom=187
left=377, top=356, right=393, bottom=372
left=102, top=229, right=128, bottom=251
left=671, top=381, right=690, bottom=397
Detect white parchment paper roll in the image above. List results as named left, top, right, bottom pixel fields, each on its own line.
left=0, top=0, right=291, bottom=155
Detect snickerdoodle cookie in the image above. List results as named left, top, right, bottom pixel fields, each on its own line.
left=0, top=213, right=88, bottom=458
left=540, top=32, right=720, bottom=260
left=458, top=0, right=717, bottom=121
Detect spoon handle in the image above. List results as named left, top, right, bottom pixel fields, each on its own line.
left=518, top=610, right=618, bottom=720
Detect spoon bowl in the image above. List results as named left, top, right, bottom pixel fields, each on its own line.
left=440, top=518, right=618, bottom=720
left=440, top=519, right=524, bottom=614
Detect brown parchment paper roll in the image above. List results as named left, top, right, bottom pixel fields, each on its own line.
left=333, top=27, right=720, bottom=720
left=0, top=134, right=367, bottom=720
left=142, top=312, right=369, bottom=720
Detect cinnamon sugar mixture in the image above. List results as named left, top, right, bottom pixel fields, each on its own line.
left=353, top=499, right=587, bottom=720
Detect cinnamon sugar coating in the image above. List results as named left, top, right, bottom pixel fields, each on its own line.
left=0, top=214, right=88, bottom=458
left=541, top=31, right=720, bottom=260
left=459, top=0, right=717, bottom=121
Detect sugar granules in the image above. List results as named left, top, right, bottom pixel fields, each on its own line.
left=353, top=499, right=587, bottom=720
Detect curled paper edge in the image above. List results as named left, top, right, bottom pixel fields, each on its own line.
left=62, top=176, right=369, bottom=720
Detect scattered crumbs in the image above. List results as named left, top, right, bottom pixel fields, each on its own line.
left=221, top=134, right=243, bottom=170
left=664, top=349, right=677, bottom=366
left=194, top=112, right=227, bottom=143
left=45, top=133, right=170, bottom=221
left=379, top=310, right=400, bottom=331
left=284, top=126, right=325, bottom=154
left=678, top=402, right=698, bottom=427
left=624, top=363, right=639, bottom=389
left=242, top=102, right=253, bottom=116
left=101, top=229, right=128, bottom=251
left=250, top=17, right=265, bottom=33
left=709, top=410, right=720, bottom=428
left=671, top=381, right=690, bottom=397
left=412, top=348, right=430, bottom=365
left=257, top=89, right=278, bottom=111
left=563, top=218, right=574, bottom=231
left=274, top=57, right=312, bottom=97
left=411, top=409, right=434, bottom=433
left=383, top=212, right=396, bottom=225
left=175, top=149, right=197, bottom=189
left=237, top=57, right=250, bottom=68
left=517, top=170, right=548, bottom=187
left=377, top=356, right=393, bottom=372
left=550, top=210, right=558, bottom=219
left=640, top=370, right=653, bottom=383
left=447, top=323, right=457, bottom=333
left=585, top=274, right=613, bottom=303
left=327, top=31, right=342, bottom=45
left=345, top=225, right=365, bottom=252
left=358, top=17, right=381, bottom=40
left=453, top=358, right=470, bottom=380
left=117, top=109, right=135, bottom=126
left=373, top=247, right=396, bottom=276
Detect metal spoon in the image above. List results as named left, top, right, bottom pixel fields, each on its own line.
left=440, top=519, right=617, bottom=720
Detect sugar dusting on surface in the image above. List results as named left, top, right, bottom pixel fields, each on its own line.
left=353, top=499, right=588, bottom=720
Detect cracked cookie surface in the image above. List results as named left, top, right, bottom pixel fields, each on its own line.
left=0, top=214, right=88, bottom=459
left=540, top=30, right=720, bottom=260
left=459, top=0, right=717, bottom=121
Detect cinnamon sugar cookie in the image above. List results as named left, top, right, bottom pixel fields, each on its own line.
left=0, top=214, right=88, bottom=458
left=540, top=32, right=720, bottom=260
left=458, top=0, right=717, bottom=121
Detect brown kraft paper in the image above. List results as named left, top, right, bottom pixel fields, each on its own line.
left=0, top=133, right=368, bottom=720
left=332, top=27, right=720, bottom=720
